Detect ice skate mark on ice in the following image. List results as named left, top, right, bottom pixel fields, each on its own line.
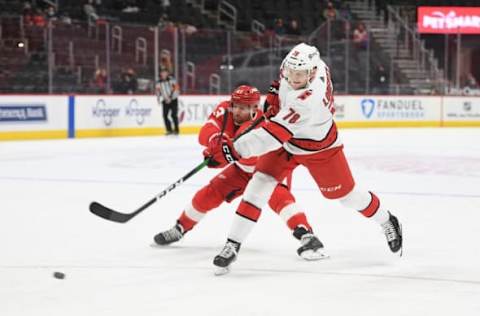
left=350, top=155, right=480, bottom=177
left=0, top=176, right=205, bottom=188
left=2, top=265, right=479, bottom=286
left=2, top=176, right=480, bottom=199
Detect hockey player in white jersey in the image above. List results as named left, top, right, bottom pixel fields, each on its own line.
left=208, top=43, right=403, bottom=274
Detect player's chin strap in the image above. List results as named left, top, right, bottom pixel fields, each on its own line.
left=249, top=108, right=257, bottom=121
left=219, top=105, right=230, bottom=139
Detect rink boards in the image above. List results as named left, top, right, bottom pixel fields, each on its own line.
left=0, top=94, right=479, bottom=140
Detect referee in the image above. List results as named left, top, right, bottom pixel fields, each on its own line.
left=156, top=68, right=180, bottom=135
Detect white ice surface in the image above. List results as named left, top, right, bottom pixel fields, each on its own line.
left=1, top=128, right=479, bottom=316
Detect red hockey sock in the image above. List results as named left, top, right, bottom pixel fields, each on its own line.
left=286, top=213, right=312, bottom=231
left=177, top=211, right=198, bottom=232
left=359, top=192, right=380, bottom=218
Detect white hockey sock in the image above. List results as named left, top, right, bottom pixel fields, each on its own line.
left=243, top=172, right=278, bottom=207
left=227, top=172, right=278, bottom=244
left=228, top=215, right=257, bottom=244
left=340, top=188, right=390, bottom=225
left=184, top=202, right=206, bottom=223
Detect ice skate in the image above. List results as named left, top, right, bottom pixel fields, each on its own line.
left=213, top=240, right=241, bottom=275
left=382, top=212, right=403, bottom=256
left=293, top=226, right=329, bottom=260
left=297, top=233, right=329, bottom=260
left=153, top=224, right=184, bottom=246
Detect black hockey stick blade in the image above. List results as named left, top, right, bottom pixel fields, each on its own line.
left=88, top=115, right=264, bottom=224
left=89, top=201, right=136, bottom=223
left=89, top=160, right=209, bottom=223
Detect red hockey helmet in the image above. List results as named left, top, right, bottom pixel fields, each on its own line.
left=230, top=85, right=261, bottom=106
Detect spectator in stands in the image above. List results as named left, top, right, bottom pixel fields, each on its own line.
left=32, top=8, right=46, bottom=27
left=93, top=67, right=107, bottom=93
left=59, top=11, right=72, bottom=25
left=122, top=0, right=140, bottom=13
left=273, top=18, right=286, bottom=36
left=353, top=23, right=368, bottom=50
left=179, top=23, right=198, bottom=36
left=339, top=3, right=352, bottom=21
left=23, top=1, right=33, bottom=14
left=23, top=2, right=34, bottom=25
left=158, top=13, right=169, bottom=29
left=462, top=72, right=479, bottom=90
left=373, top=64, right=389, bottom=94
left=118, top=68, right=138, bottom=94
left=84, top=0, right=99, bottom=21
left=158, top=0, right=170, bottom=15
left=374, top=0, right=390, bottom=23
left=156, top=67, right=180, bottom=135
left=287, top=19, right=301, bottom=35
left=160, top=49, right=173, bottom=74
left=323, top=2, right=337, bottom=21
left=45, top=6, right=57, bottom=21
left=164, top=21, right=176, bottom=33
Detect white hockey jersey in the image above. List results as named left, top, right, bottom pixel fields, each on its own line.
left=234, top=58, right=342, bottom=158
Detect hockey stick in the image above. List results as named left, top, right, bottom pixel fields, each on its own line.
left=89, top=112, right=265, bottom=223
left=89, top=159, right=209, bottom=223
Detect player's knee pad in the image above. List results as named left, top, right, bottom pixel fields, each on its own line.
left=268, top=184, right=295, bottom=213
left=192, top=185, right=224, bottom=212
left=338, top=187, right=372, bottom=210
left=243, top=172, right=278, bottom=208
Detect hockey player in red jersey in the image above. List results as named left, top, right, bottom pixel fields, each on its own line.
left=153, top=85, right=327, bottom=260
left=210, top=44, right=403, bottom=274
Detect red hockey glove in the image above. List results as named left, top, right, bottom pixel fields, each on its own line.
left=203, top=135, right=239, bottom=168
left=264, top=80, right=280, bottom=119
left=207, top=133, right=227, bottom=153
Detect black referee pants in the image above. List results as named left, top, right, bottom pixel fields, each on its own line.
left=162, top=98, right=179, bottom=134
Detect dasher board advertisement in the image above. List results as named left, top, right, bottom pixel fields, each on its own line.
left=0, top=95, right=69, bottom=140
left=418, top=7, right=480, bottom=34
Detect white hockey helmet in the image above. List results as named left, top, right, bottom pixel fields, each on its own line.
left=281, top=43, right=320, bottom=73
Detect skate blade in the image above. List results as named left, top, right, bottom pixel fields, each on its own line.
left=300, top=249, right=330, bottom=261
left=150, top=243, right=172, bottom=248
left=214, top=266, right=230, bottom=276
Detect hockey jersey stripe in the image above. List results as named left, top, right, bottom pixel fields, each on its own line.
left=288, top=121, right=338, bottom=152
left=263, top=120, right=294, bottom=143
left=236, top=200, right=261, bottom=222
left=261, top=126, right=284, bottom=145
left=359, top=192, right=380, bottom=218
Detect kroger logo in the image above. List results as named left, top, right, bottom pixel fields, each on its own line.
left=361, top=98, right=375, bottom=118
left=92, top=99, right=152, bottom=126
left=125, top=99, right=152, bottom=125
left=92, top=99, right=120, bottom=126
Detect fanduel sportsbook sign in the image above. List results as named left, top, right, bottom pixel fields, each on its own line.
left=418, top=7, right=480, bottom=34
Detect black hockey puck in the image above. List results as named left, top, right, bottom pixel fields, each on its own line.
left=53, top=272, right=65, bottom=279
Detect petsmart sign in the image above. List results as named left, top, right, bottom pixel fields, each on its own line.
left=0, top=95, right=69, bottom=140
left=335, top=96, right=442, bottom=127
left=75, top=96, right=162, bottom=137
left=418, top=7, right=480, bottom=34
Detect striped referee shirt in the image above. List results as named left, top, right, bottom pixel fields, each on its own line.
left=155, top=76, right=179, bottom=102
